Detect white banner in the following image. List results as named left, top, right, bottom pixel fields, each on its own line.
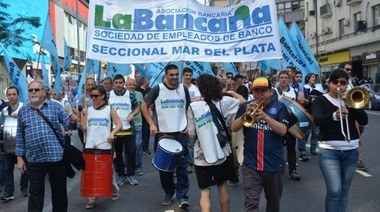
left=86, top=0, right=282, bottom=63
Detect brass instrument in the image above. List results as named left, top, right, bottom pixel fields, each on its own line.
left=346, top=87, right=370, bottom=109
left=337, top=87, right=370, bottom=142
left=241, top=101, right=263, bottom=128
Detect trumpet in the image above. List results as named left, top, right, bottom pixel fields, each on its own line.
left=241, top=101, right=263, bottom=128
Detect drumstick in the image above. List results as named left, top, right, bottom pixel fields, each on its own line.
left=94, top=140, right=108, bottom=148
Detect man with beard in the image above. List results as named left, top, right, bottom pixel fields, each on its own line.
left=15, top=81, right=76, bottom=211
left=141, top=64, right=191, bottom=209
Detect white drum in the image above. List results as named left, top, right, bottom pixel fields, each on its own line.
left=1, top=117, right=18, bottom=154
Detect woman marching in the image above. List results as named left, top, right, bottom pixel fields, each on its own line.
left=79, top=85, right=122, bottom=209
left=312, top=69, right=368, bottom=212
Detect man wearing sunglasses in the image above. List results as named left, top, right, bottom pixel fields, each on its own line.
left=15, top=81, right=77, bottom=211
left=339, top=62, right=369, bottom=171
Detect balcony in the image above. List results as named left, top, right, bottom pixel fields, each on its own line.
left=346, top=0, right=362, bottom=6
left=320, top=4, right=332, bottom=18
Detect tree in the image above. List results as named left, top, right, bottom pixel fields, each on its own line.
left=0, top=0, right=41, bottom=55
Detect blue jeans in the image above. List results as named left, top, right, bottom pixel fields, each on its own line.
left=0, top=152, right=5, bottom=186
left=3, top=154, right=29, bottom=196
left=318, top=148, right=358, bottom=212
left=134, top=125, right=143, bottom=170
left=298, top=126, right=319, bottom=154
left=186, top=135, right=195, bottom=166
left=156, top=133, right=189, bottom=200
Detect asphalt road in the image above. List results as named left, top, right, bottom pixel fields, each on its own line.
left=1, top=110, right=379, bottom=211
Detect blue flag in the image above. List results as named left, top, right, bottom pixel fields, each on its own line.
left=222, top=62, right=238, bottom=76
left=87, top=59, right=100, bottom=74
left=107, top=62, right=132, bottom=79
left=63, top=38, right=72, bottom=71
left=133, top=64, right=147, bottom=78
left=258, top=59, right=282, bottom=73
left=73, top=70, right=86, bottom=103
left=146, top=61, right=183, bottom=87
left=0, top=45, right=29, bottom=103
left=183, top=61, right=214, bottom=78
left=278, top=17, right=313, bottom=76
left=41, top=13, right=62, bottom=94
left=289, top=20, right=320, bottom=74
left=41, top=57, right=50, bottom=87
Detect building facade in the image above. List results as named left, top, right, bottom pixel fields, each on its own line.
left=304, top=0, right=380, bottom=82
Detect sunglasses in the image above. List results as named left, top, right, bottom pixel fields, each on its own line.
left=28, top=88, right=41, bottom=93
left=228, top=83, right=235, bottom=86
left=345, top=68, right=351, bottom=72
left=331, top=80, right=347, bottom=86
left=90, top=94, right=100, bottom=99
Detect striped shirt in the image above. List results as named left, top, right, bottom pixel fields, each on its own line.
left=15, top=100, right=72, bottom=163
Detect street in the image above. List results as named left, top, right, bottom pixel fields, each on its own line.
left=1, top=110, right=379, bottom=211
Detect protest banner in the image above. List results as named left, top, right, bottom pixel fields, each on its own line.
left=86, top=0, right=282, bottom=63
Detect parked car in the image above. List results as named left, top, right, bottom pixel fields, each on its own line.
left=360, top=83, right=380, bottom=110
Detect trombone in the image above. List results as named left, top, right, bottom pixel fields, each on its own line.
left=337, top=87, right=370, bottom=142
left=241, top=100, right=263, bottom=128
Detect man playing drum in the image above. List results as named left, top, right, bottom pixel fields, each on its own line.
left=109, top=74, right=140, bottom=186
left=141, top=64, right=191, bottom=209
left=273, top=71, right=303, bottom=180
left=0, top=86, right=29, bottom=202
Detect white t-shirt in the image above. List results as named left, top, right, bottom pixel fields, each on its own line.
left=187, top=84, right=201, bottom=101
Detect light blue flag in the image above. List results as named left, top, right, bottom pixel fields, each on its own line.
left=73, top=70, right=86, bottom=103
left=146, top=61, right=183, bottom=87
left=41, top=13, right=62, bottom=94
left=63, top=38, right=72, bottom=71
left=289, top=20, right=320, bottom=74
left=87, top=59, right=100, bottom=74
left=107, top=62, right=132, bottom=79
left=183, top=61, right=214, bottom=78
left=0, top=45, right=29, bottom=103
left=41, top=57, right=50, bottom=87
left=258, top=59, right=282, bottom=73
left=133, top=64, right=147, bottom=78
left=222, top=62, right=238, bottom=76
left=278, top=17, right=312, bottom=77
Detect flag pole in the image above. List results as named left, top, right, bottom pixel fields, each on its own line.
left=75, top=0, right=81, bottom=76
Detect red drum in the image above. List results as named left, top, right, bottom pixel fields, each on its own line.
left=279, top=96, right=314, bottom=140
left=81, top=149, right=113, bottom=197
left=152, top=138, right=183, bottom=172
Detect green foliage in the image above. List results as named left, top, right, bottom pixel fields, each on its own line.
left=0, top=0, right=41, bottom=55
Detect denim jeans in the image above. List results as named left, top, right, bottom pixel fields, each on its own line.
left=298, top=126, right=319, bottom=153
left=0, top=152, right=5, bottom=186
left=3, top=154, right=29, bottom=196
left=318, top=148, right=358, bottom=212
left=134, top=125, right=143, bottom=170
left=156, top=133, right=189, bottom=200
left=186, top=135, right=195, bottom=166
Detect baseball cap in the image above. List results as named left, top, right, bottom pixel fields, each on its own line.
left=233, top=74, right=244, bottom=80
left=251, top=77, right=272, bottom=90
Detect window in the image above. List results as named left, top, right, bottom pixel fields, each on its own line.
left=354, top=12, right=361, bottom=21
left=373, top=4, right=380, bottom=26
left=338, top=18, right=344, bottom=36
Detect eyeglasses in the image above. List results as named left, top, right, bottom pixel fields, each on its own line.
left=331, top=80, right=347, bottom=86
left=90, top=94, right=100, bottom=99
left=28, top=88, right=41, bottom=93
left=228, top=83, right=235, bottom=86
left=345, top=68, right=351, bottom=72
